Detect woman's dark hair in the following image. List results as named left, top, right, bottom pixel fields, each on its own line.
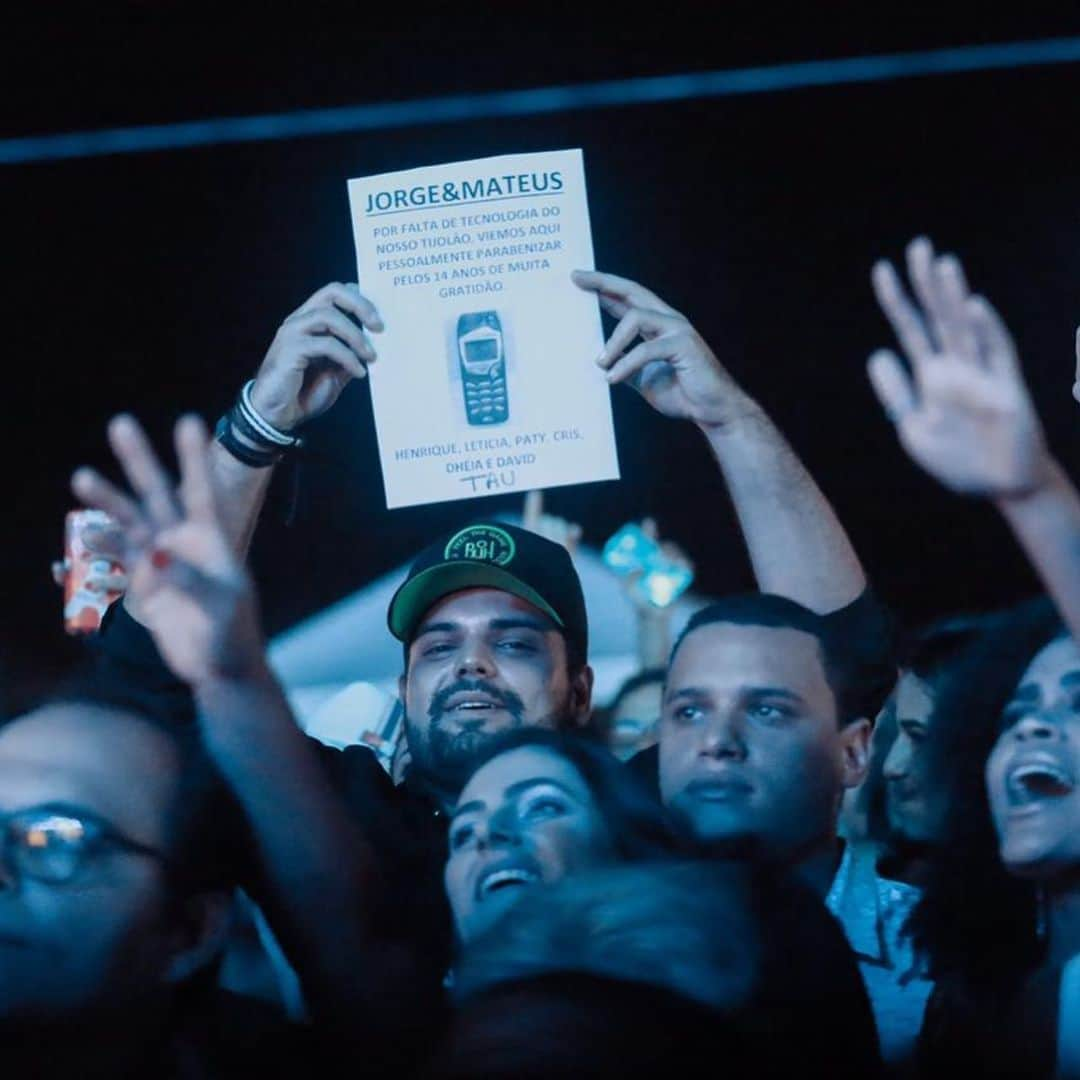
left=908, top=597, right=1065, bottom=992
left=448, top=862, right=882, bottom=1079
left=459, top=727, right=686, bottom=862
left=861, top=612, right=991, bottom=847
left=606, top=668, right=666, bottom=714
left=900, top=612, right=993, bottom=690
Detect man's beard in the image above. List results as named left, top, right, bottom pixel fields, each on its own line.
left=406, top=678, right=562, bottom=794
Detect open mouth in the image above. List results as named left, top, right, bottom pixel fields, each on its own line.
left=1007, top=759, right=1075, bottom=803
left=475, top=864, right=541, bottom=901
left=445, top=693, right=507, bottom=715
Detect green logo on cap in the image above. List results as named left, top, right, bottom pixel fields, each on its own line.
left=444, top=525, right=516, bottom=566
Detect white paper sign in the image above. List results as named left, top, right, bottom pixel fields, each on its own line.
left=347, top=149, right=620, bottom=509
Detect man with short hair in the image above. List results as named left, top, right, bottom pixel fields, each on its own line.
left=0, top=684, right=306, bottom=1078
left=565, top=268, right=952, bottom=1069
left=658, top=595, right=885, bottom=890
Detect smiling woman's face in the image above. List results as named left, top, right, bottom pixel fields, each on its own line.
left=986, top=635, right=1080, bottom=879
left=444, top=745, right=615, bottom=943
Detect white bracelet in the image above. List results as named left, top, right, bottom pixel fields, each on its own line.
left=239, top=381, right=301, bottom=447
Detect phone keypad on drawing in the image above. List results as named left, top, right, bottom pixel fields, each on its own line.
left=465, top=370, right=508, bottom=425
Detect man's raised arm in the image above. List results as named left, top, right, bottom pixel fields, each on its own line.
left=210, top=281, right=383, bottom=557
left=573, top=270, right=865, bottom=614
left=869, top=236, right=1080, bottom=642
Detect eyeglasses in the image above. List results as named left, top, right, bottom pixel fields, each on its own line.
left=0, top=808, right=169, bottom=885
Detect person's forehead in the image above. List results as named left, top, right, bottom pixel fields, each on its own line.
left=0, top=705, right=179, bottom=835
left=459, top=745, right=589, bottom=806
left=418, top=587, right=554, bottom=627
left=614, top=682, right=664, bottom=719
left=895, top=673, right=935, bottom=721
left=670, top=621, right=828, bottom=689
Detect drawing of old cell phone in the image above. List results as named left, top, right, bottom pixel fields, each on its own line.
left=456, top=311, right=508, bottom=426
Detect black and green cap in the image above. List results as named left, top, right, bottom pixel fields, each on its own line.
left=387, top=522, right=588, bottom=661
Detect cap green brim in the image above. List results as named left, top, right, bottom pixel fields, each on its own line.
left=388, top=562, right=565, bottom=642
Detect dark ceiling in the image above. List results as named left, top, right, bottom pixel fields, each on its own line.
left=4, top=7, right=1080, bottom=693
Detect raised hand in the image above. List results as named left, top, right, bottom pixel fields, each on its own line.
left=249, top=282, right=384, bottom=431
left=869, top=237, right=1051, bottom=500
left=72, top=415, right=266, bottom=685
left=572, top=270, right=752, bottom=430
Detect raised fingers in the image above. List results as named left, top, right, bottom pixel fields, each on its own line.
left=174, top=415, right=217, bottom=526
left=571, top=269, right=681, bottom=317
left=106, top=415, right=181, bottom=529
left=871, top=259, right=934, bottom=370
left=867, top=349, right=917, bottom=423
left=967, top=296, right=1020, bottom=380
left=70, top=467, right=151, bottom=552
left=291, top=282, right=384, bottom=332
left=933, top=254, right=979, bottom=364
left=596, top=308, right=683, bottom=372
left=291, top=305, right=378, bottom=365
left=294, top=327, right=369, bottom=380
left=604, top=337, right=676, bottom=386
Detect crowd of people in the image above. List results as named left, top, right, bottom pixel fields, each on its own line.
left=3, top=236, right=1079, bottom=1077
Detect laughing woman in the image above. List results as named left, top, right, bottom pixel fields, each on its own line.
left=443, top=727, right=680, bottom=944
left=867, top=239, right=1080, bottom=1076
left=908, top=600, right=1076, bottom=1077
left=984, top=612, right=1080, bottom=1078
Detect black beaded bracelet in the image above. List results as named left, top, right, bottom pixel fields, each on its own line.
left=214, top=414, right=282, bottom=468
left=228, top=402, right=283, bottom=452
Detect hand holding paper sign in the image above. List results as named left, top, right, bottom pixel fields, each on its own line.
left=577, top=268, right=866, bottom=614
left=249, top=282, right=384, bottom=432
left=572, top=270, right=756, bottom=432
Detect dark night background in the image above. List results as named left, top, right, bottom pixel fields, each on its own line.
left=3, top=7, right=1080, bottom=695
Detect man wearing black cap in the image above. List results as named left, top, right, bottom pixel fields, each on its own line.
left=91, top=506, right=595, bottom=1018
left=387, top=521, right=592, bottom=808
left=82, top=420, right=596, bottom=1063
